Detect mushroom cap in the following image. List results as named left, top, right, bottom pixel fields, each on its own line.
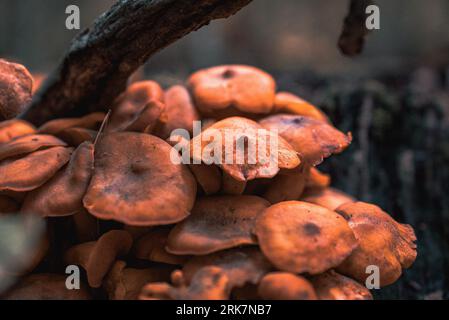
left=0, top=59, right=33, bottom=120
left=258, top=272, right=317, bottom=300
left=260, top=114, right=352, bottom=166
left=0, top=119, right=36, bottom=144
left=83, top=132, right=196, bottom=226
left=140, top=266, right=230, bottom=300
left=64, top=230, right=133, bottom=288
left=0, top=134, right=67, bottom=162
left=301, top=187, right=356, bottom=211
left=274, top=92, right=329, bottom=122
left=118, top=99, right=165, bottom=133
left=254, top=201, right=358, bottom=274
left=154, top=85, right=200, bottom=139
left=263, top=165, right=308, bottom=203
left=166, top=196, right=270, bottom=255
left=190, top=117, right=300, bottom=182
left=306, top=167, right=331, bottom=189
left=309, top=270, right=373, bottom=300
left=21, top=142, right=94, bottom=217
left=38, top=112, right=105, bottom=135
left=133, top=227, right=189, bottom=265
left=188, top=65, right=276, bottom=117
left=2, top=274, right=91, bottom=300
left=221, top=171, right=247, bottom=195
left=57, top=127, right=97, bottom=146
left=0, top=195, right=19, bottom=214
left=0, top=146, right=73, bottom=192
left=109, top=81, right=164, bottom=130
left=188, top=163, right=222, bottom=195
left=335, top=202, right=417, bottom=286
left=182, top=247, right=272, bottom=288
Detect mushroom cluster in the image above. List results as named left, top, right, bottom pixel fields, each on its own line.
left=0, top=61, right=417, bottom=300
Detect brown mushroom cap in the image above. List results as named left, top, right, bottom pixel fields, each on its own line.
left=0, top=195, right=19, bottom=214
left=0, top=134, right=67, bottom=162
left=335, top=202, right=417, bottom=286
left=309, top=270, right=373, bottom=300
left=154, top=85, right=200, bottom=139
left=83, top=132, right=197, bottom=226
left=182, top=247, right=272, bottom=288
left=109, top=81, right=164, bottom=130
left=57, top=127, right=97, bottom=146
left=2, top=274, right=91, bottom=300
left=258, top=272, right=318, bottom=300
left=254, top=201, right=358, bottom=274
left=188, top=163, right=222, bottom=195
left=21, top=142, right=94, bottom=217
left=190, top=117, right=300, bottom=182
left=221, top=171, right=247, bottom=195
left=0, top=59, right=33, bottom=120
left=0, top=119, right=36, bottom=144
left=133, top=227, right=189, bottom=265
left=118, top=99, right=165, bottom=133
left=306, top=167, right=331, bottom=189
left=64, top=230, right=133, bottom=288
left=274, top=92, right=329, bottom=122
left=166, top=196, right=270, bottom=255
left=140, top=266, right=230, bottom=300
left=188, top=65, right=276, bottom=117
left=0, top=146, right=73, bottom=192
left=104, top=261, right=172, bottom=300
left=260, top=114, right=352, bottom=166
left=38, top=112, right=105, bottom=135
left=263, top=165, right=308, bottom=203
left=301, top=187, right=356, bottom=211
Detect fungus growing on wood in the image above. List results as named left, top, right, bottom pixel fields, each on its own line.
left=258, top=272, right=317, bottom=300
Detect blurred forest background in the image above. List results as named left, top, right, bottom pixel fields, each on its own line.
left=0, top=0, right=448, bottom=299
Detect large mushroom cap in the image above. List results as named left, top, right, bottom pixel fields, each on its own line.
left=0, top=59, right=33, bottom=120
left=166, top=196, right=270, bottom=255
left=274, top=92, right=329, bottom=123
left=309, top=270, right=373, bottom=300
left=188, top=65, right=276, bottom=117
left=0, top=119, right=36, bottom=144
left=260, top=114, right=352, bottom=166
left=258, top=272, right=317, bottom=300
left=254, top=201, right=358, bottom=274
left=190, top=117, right=300, bottom=182
left=83, top=132, right=197, bottom=226
left=301, top=187, right=356, bottom=211
left=21, top=141, right=94, bottom=217
left=335, top=202, right=417, bottom=286
left=0, top=146, right=73, bottom=192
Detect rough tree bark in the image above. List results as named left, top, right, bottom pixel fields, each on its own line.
left=20, top=0, right=252, bottom=126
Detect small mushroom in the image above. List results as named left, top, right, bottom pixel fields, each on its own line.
left=335, top=202, right=417, bottom=286
left=154, top=85, right=200, bottom=139
left=64, top=230, right=133, bottom=288
left=2, top=274, right=91, bottom=300
left=119, top=99, right=165, bottom=133
left=166, top=196, right=270, bottom=255
left=306, top=167, right=331, bottom=189
left=188, top=163, right=222, bottom=195
left=254, top=201, right=358, bottom=274
left=182, top=247, right=272, bottom=288
left=309, top=270, right=373, bottom=300
left=0, top=59, right=33, bottom=120
left=0, top=119, right=36, bottom=144
left=83, top=132, right=196, bottom=226
left=188, top=65, right=276, bottom=118
left=301, top=187, right=356, bottom=211
left=258, top=272, right=317, bottom=300
left=274, top=92, right=329, bottom=122
left=0, top=146, right=73, bottom=192
left=221, top=171, right=247, bottom=195
left=0, top=134, right=67, bottom=162
left=260, top=114, right=352, bottom=166
left=38, top=112, right=105, bottom=135
left=133, top=227, right=189, bottom=265
left=263, top=165, right=308, bottom=203
left=140, top=266, right=230, bottom=300
left=190, top=117, right=300, bottom=182
left=21, top=142, right=94, bottom=217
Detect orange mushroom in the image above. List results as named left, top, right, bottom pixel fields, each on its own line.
left=274, top=92, right=329, bottom=122
left=83, top=132, right=196, bottom=226
left=57, top=127, right=97, bottom=146
left=258, top=272, right=317, bottom=300
left=118, top=99, right=165, bottom=133
left=0, top=59, right=33, bottom=120
left=306, top=167, right=331, bottom=189
left=301, top=187, right=356, bottom=211
left=0, top=119, right=36, bottom=144
left=263, top=165, right=308, bottom=203
left=0, top=146, right=73, bottom=192
left=166, top=196, right=270, bottom=255
left=335, top=202, right=417, bottom=286
left=254, top=201, right=358, bottom=274
left=64, top=230, right=133, bottom=288
left=260, top=114, right=352, bottom=166
left=221, top=171, right=247, bottom=195
left=21, top=142, right=94, bottom=217
left=188, top=163, right=222, bottom=195
left=309, top=270, right=373, bottom=300
left=38, top=112, right=105, bottom=136
left=188, top=65, right=276, bottom=118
